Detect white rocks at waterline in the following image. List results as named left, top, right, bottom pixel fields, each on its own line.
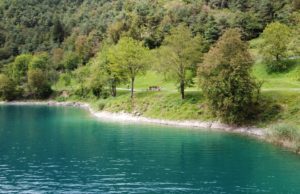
left=0, top=101, right=266, bottom=138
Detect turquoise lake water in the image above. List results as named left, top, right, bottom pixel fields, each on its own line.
left=1, top=105, right=300, bottom=193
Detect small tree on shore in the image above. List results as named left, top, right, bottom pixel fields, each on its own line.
left=94, top=44, right=127, bottom=97
left=109, top=37, right=149, bottom=98
left=198, top=29, right=259, bottom=124
left=158, top=24, right=204, bottom=99
left=260, top=22, right=292, bottom=72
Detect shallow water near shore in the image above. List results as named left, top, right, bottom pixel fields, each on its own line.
left=1, top=105, right=300, bottom=193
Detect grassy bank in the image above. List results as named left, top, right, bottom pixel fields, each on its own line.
left=52, top=58, right=300, bottom=151
left=54, top=89, right=300, bottom=127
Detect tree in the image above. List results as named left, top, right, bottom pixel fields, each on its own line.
left=63, top=52, right=80, bottom=71
left=75, top=35, right=94, bottom=65
left=293, top=0, right=300, bottom=10
left=198, top=29, right=259, bottom=124
left=29, top=52, right=50, bottom=70
left=27, top=69, right=52, bottom=99
left=87, top=69, right=108, bottom=98
left=51, top=48, right=64, bottom=69
left=11, top=54, right=32, bottom=84
left=260, top=22, right=292, bottom=72
left=109, top=37, right=149, bottom=98
left=93, top=44, right=127, bottom=97
left=73, top=65, right=90, bottom=98
left=158, top=24, right=204, bottom=99
left=0, top=74, right=16, bottom=101
left=204, top=16, right=221, bottom=44
left=52, top=18, right=65, bottom=44
left=107, top=21, right=126, bottom=44
left=233, top=12, right=263, bottom=40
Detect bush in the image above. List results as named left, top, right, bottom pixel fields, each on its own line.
left=266, top=59, right=296, bottom=73
left=27, top=69, right=52, bottom=99
left=97, top=102, right=106, bottom=110
left=29, top=52, right=50, bottom=70
left=63, top=52, right=80, bottom=71
left=0, top=74, right=16, bottom=101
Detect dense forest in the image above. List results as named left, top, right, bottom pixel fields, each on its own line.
left=0, top=0, right=298, bottom=62
left=0, top=0, right=299, bottom=125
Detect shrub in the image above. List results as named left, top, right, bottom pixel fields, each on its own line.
left=97, top=102, right=106, bottom=110
left=266, top=59, right=296, bottom=73
left=27, top=69, right=52, bottom=99
left=0, top=74, right=16, bottom=101
left=29, top=52, right=50, bottom=70
left=63, top=52, right=80, bottom=71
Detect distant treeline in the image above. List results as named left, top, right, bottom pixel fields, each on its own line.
left=0, top=0, right=299, bottom=64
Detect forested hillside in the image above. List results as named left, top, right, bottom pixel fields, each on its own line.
left=0, top=0, right=298, bottom=64
left=0, top=0, right=299, bottom=129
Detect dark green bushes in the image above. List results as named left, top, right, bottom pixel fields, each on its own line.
left=0, top=74, right=16, bottom=101
left=27, top=69, right=52, bottom=99
left=266, top=59, right=297, bottom=73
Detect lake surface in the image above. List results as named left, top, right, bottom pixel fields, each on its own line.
left=1, top=105, right=300, bottom=193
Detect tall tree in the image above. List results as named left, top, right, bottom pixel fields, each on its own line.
left=52, top=18, right=65, bottom=44
left=198, top=29, right=259, bottom=124
left=109, top=37, right=149, bottom=98
left=158, top=24, right=204, bottom=99
left=204, top=16, right=221, bottom=44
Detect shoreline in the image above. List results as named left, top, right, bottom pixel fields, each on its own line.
left=7, top=100, right=300, bottom=153
left=0, top=100, right=267, bottom=139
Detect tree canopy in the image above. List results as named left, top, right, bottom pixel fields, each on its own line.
left=158, top=24, right=204, bottom=99
left=199, top=29, right=259, bottom=124
left=260, top=22, right=293, bottom=72
left=109, top=37, right=150, bottom=98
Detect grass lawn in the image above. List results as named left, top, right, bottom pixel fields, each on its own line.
left=54, top=44, right=300, bottom=129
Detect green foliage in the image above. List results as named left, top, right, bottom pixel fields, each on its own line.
left=63, top=52, right=80, bottom=71
left=59, top=73, right=72, bottom=87
left=109, top=37, right=150, bottom=98
left=199, top=29, right=259, bottom=124
left=87, top=69, right=109, bottom=99
left=29, top=52, right=50, bottom=70
left=233, top=12, right=263, bottom=40
left=158, top=24, right=204, bottom=99
left=204, top=16, right=221, bottom=44
left=0, top=73, right=16, bottom=101
left=0, top=0, right=296, bottom=65
left=27, top=69, right=52, bottom=99
left=52, top=18, right=65, bottom=44
left=269, top=123, right=300, bottom=152
left=11, top=54, right=32, bottom=84
left=271, top=123, right=300, bottom=141
left=91, top=43, right=127, bottom=97
left=51, top=48, right=64, bottom=69
left=260, top=22, right=293, bottom=72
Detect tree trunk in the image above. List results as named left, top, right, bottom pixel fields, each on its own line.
left=180, top=79, right=185, bottom=100
left=276, top=54, right=280, bottom=62
left=111, top=79, right=117, bottom=97
left=131, top=77, right=135, bottom=98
